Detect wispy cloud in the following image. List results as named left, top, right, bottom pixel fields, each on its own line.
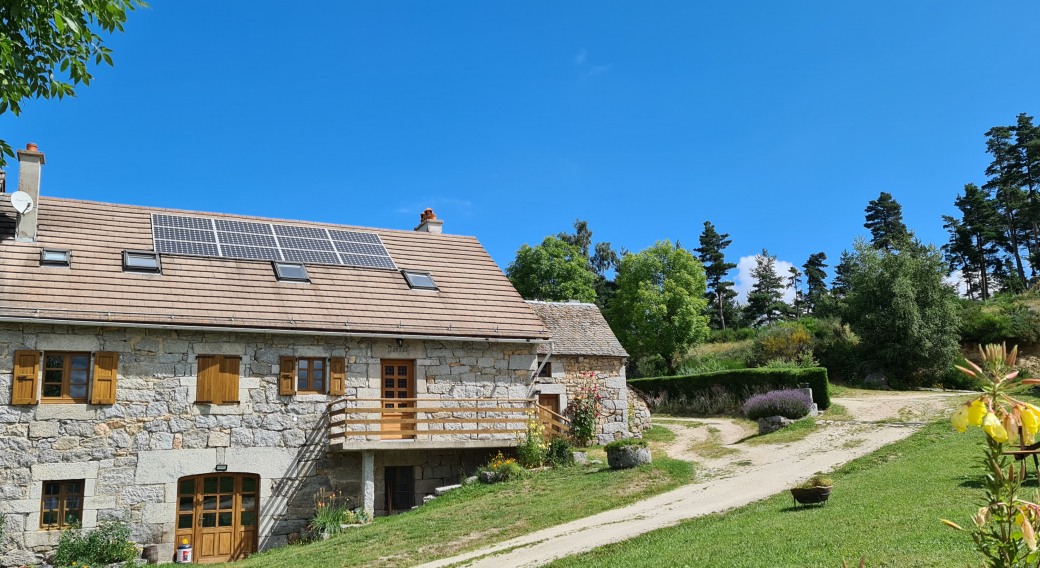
left=575, top=49, right=587, bottom=64
left=588, top=64, right=612, bottom=76
left=733, top=254, right=796, bottom=305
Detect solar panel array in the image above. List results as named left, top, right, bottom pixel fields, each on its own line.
left=150, top=214, right=397, bottom=270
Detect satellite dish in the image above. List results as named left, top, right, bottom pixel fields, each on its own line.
left=10, top=191, right=33, bottom=215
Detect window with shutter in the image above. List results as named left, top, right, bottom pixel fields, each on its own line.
left=330, top=357, right=346, bottom=396
left=11, top=350, right=40, bottom=405
left=91, top=352, right=119, bottom=405
left=196, top=355, right=241, bottom=405
left=279, top=357, right=296, bottom=396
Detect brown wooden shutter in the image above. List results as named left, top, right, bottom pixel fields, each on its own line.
left=219, top=356, right=241, bottom=404
left=11, top=350, right=40, bottom=405
left=329, top=357, right=346, bottom=396
left=279, top=356, right=296, bottom=396
left=91, top=352, right=119, bottom=405
left=197, top=356, right=219, bottom=404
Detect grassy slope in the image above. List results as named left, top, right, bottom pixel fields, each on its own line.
left=231, top=457, right=694, bottom=568
left=547, top=421, right=990, bottom=568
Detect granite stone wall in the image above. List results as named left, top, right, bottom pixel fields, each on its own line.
left=0, top=322, right=543, bottom=566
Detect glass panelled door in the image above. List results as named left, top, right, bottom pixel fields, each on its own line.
left=381, top=360, right=415, bottom=439
left=175, top=474, right=258, bottom=563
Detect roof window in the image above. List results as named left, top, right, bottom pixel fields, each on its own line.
left=274, top=262, right=310, bottom=282
left=40, top=248, right=71, bottom=268
left=123, top=250, right=161, bottom=273
left=402, top=270, right=438, bottom=290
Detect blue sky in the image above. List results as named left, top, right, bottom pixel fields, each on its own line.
left=4, top=1, right=1039, bottom=298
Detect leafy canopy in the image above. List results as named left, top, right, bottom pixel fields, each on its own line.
left=506, top=236, right=597, bottom=303
left=0, top=0, right=145, bottom=164
left=840, top=238, right=959, bottom=387
left=608, top=240, right=709, bottom=375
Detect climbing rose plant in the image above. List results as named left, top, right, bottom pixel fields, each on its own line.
left=945, top=343, right=1040, bottom=567
left=569, top=375, right=601, bottom=447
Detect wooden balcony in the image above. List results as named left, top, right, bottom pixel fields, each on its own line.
left=327, top=398, right=570, bottom=451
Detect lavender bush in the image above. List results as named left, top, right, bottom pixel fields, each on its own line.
left=743, top=389, right=813, bottom=421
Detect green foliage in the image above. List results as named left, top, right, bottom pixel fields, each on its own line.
left=762, top=354, right=818, bottom=369
left=507, top=236, right=597, bottom=303
left=797, top=475, right=833, bottom=489
left=603, top=438, right=648, bottom=451
left=516, top=424, right=547, bottom=468
left=53, top=520, right=138, bottom=568
left=545, top=436, right=575, bottom=467
left=707, top=327, right=757, bottom=343
left=840, top=239, right=959, bottom=388
left=802, top=252, right=829, bottom=314
left=630, top=367, right=831, bottom=410
left=569, top=380, right=601, bottom=447
left=955, top=297, right=1040, bottom=345
left=743, top=249, right=797, bottom=326
left=749, top=324, right=814, bottom=367
left=482, top=453, right=527, bottom=483
left=863, top=191, right=910, bottom=252
left=0, top=0, right=145, bottom=166
left=608, top=240, right=709, bottom=375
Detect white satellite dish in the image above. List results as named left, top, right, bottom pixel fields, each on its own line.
left=11, top=191, right=34, bottom=215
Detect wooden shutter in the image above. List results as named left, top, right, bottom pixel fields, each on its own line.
left=329, top=357, right=345, bottom=396
left=11, top=350, right=40, bottom=405
left=219, top=356, right=241, bottom=404
left=279, top=356, right=296, bottom=396
left=197, top=356, right=219, bottom=404
left=91, top=352, right=119, bottom=405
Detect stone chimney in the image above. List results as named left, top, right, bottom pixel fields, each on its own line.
left=414, top=208, right=443, bottom=234
left=16, top=143, right=45, bottom=242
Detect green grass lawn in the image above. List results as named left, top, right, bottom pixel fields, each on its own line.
left=545, top=420, right=995, bottom=568
left=231, top=456, right=694, bottom=568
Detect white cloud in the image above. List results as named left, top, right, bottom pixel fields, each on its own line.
left=575, top=49, right=587, bottom=64
left=733, top=254, right=797, bottom=305
left=945, top=270, right=969, bottom=298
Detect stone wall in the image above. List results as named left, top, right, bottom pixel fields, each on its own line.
left=0, top=322, right=543, bottom=566
left=536, top=355, right=645, bottom=444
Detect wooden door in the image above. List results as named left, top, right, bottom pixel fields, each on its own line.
left=538, top=394, right=562, bottom=435
left=381, top=360, right=415, bottom=440
left=175, top=474, right=258, bottom=564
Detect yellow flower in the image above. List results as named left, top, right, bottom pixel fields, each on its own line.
left=983, top=412, right=1008, bottom=443
left=968, top=399, right=987, bottom=426
left=1025, top=519, right=1038, bottom=552
left=1023, top=405, right=1040, bottom=438
left=952, top=404, right=969, bottom=433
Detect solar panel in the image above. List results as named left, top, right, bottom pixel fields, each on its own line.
left=150, top=213, right=397, bottom=270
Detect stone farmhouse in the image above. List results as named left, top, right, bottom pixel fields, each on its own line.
left=0, top=145, right=644, bottom=565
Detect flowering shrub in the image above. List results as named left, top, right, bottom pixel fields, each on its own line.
left=944, top=344, right=1040, bottom=567
left=483, top=452, right=526, bottom=482
left=308, top=489, right=366, bottom=535
left=516, top=413, right=547, bottom=467
left=742, top=389, right=813, bottom=421
left=53, top=520, right=138, bottom=568
left=569, top=374, right=602, bottom=446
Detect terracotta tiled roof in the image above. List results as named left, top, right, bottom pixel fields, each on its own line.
left=0, top=195, right=550, bottom=340
left=526, top=300, right=628, bottom=357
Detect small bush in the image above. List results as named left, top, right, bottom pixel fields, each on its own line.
left=482, top=452, right=526, bottom=482
left=309, top=489, right=354, bottom=535
left=515, top=419, right=547, bottom=468
left=53, top=520, right=138, bottom=568
left=604, top=438, right=648, bottom=451
left=750, top=325, right=814, bottom=367
left=743, top=389, right=813, bottom=421
left=545, top=436, right=575, bottom=467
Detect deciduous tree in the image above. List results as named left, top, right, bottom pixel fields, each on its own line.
left=607, top=241, right=709, bottom=375
left=506, top=236, right=597, bottom=303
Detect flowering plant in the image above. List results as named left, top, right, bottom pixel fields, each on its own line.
left=945, top=343, right=1040, bottom=567
left=308, top=489, right=354, bottom=534
left=569, top=373, right=602, bottom=447
left=743, top=389, right=813, bottom=421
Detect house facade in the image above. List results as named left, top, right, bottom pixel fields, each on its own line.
left=0, top=146, right=639, bottom=565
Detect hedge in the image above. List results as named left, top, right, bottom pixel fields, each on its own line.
left=628, top=367, right=830, bottom=410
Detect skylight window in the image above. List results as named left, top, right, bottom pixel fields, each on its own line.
left=123, top=250, right=161, bottom=273
left=274, top=262, right=310, bottom=282
left=40, top=248, right=71, bottom=267
left=402, top=270, right=438, bottom=291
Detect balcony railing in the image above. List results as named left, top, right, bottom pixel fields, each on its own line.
left=328, top=398, right=570, bottom=450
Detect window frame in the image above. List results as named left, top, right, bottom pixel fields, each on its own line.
left=123, top=250, right=162, bottom=273
left=537, top=361, right=552, bottom=378
left=41, top=352, right=91, bottom=404
left=195, top=355, right=241, bottom=405
left=40, top=248, right=71, bottom=267
left=273, top=262, right=310, bottom=282
left=40, top=479, right=85, bottom=531
left=401, top=270, right=438, bottom=291
left=295, top=357, right=327, bottom=394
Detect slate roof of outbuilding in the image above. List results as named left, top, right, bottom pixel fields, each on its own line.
left=0, top=195, right=550, bottom=340
left=526, top=300, right=628, bottom=357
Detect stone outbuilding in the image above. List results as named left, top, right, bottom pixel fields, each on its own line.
left=526, top=300, right=651, bottom=444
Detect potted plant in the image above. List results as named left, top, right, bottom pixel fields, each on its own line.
left=790, top=476, right=832, bottom=505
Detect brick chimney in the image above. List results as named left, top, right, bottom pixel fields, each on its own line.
left=414, top=208, right=443, bottom=234
left=16, top=143, right=45, bottom=242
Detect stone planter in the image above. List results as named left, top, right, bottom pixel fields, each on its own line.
left=606, top=445, right=651, bottom=469
left=790, top=486, right=832, bottom=506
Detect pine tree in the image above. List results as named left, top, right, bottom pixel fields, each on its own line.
left=802, top=252, right=828, bottom=313
left=941, top=183, right=1001, bottom=300
left=984, top=125, right=1030, bottom=285
left=743, top=249, right=796, bottom=326
left=787, top=266, right=805, bottom=315
left=1014, top=114, right=1040, bottom=271
left=830, top=250, right=855, bottom=298
left=694, top=222, right=738, bottom=330
left=863, top=192, right=909, bottom=251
